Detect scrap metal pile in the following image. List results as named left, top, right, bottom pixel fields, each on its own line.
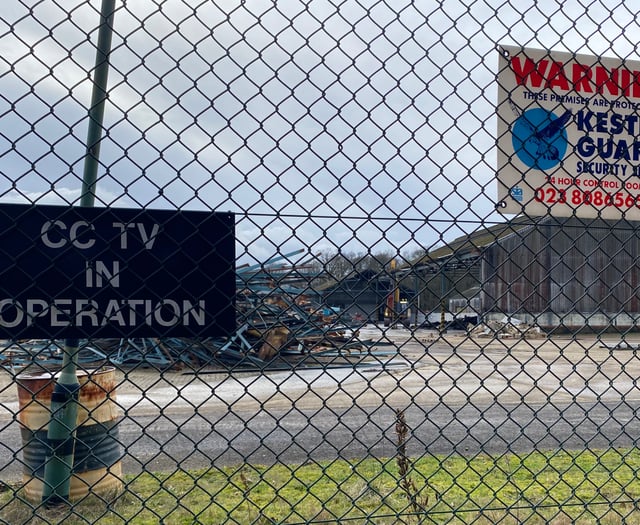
left=1, top=251, right=395, bottom=371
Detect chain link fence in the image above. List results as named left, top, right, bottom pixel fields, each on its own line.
left=2, top=0, right=640, bottom=523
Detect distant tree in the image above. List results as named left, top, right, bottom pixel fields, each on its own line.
left=353, top=250, right=394, bottom=274
left=403, top=247, right=427, bottom=264
left=310, top=250, right=352, bottom=281
left=311, top=249, right=397, bottom=284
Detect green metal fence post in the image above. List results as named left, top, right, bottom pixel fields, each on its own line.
left=40, top=339, right=80, bottom=505
left=41, top=0, right=116, bottom=506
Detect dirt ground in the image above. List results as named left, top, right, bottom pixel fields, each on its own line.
left=2, top=327, right=640, bottom=420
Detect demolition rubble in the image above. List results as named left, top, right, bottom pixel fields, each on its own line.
left=469, top=317, right=546, bottom=339
left=0, top=254, right=396, bottom=372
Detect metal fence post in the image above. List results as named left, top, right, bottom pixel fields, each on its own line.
left=41, top=0, right=116, bottom=505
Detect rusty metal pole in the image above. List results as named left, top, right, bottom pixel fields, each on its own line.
left=42, top=0, right=116, bottom=505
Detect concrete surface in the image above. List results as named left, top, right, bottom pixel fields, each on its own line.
left=2, top=326, right=640, bottom=420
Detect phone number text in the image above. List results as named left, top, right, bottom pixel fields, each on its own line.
left=535, top=187, right=640, bottom=208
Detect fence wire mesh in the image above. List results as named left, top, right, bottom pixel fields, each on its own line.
left=2, top=0, right=640, bottom=523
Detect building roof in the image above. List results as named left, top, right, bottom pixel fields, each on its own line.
left=406, top=216, right=534, bottom=271
left=409, top=214, right=640, bottom=271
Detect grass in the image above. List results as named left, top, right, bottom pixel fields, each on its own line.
left=3, top=448, right=640, bottom=524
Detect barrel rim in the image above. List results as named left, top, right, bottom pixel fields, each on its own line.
left=16, top=365, right=117, bottom=384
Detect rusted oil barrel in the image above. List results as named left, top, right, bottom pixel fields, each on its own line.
left=16, top=367, right=123, bottom=502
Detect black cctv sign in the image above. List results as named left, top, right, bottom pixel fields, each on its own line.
left=0, top=204, right=236, bottom=339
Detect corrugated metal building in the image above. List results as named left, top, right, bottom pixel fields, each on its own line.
left=320, top=268, right=418, bottom=323
left=320, top=269, right=393, bottom=323
left=417, top=217, right=640, bottom=331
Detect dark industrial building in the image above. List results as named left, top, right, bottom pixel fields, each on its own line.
left=413, top=217, right=640, bottom=332
left=320, top=269, right=395, bottom=323
left=316, top=270, right=413, bottom=323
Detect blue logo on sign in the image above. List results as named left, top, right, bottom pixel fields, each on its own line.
left=511, top=106, right=572, bottom=170
left=510, top=186, right=523, bottom=202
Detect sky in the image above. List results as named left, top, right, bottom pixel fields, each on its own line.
left=0, top=0, right=638, bottom=266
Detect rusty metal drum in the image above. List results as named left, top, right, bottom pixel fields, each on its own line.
left=16, top=367, right=123, bottom=502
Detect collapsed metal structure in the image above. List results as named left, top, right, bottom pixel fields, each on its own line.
left=1, top=251, right=395, bottom=372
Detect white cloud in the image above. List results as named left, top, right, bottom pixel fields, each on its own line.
left=1, top=0, right=638, bottom=262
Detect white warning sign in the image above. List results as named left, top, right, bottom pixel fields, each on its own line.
left=497, top=45, right=640, bottom=219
